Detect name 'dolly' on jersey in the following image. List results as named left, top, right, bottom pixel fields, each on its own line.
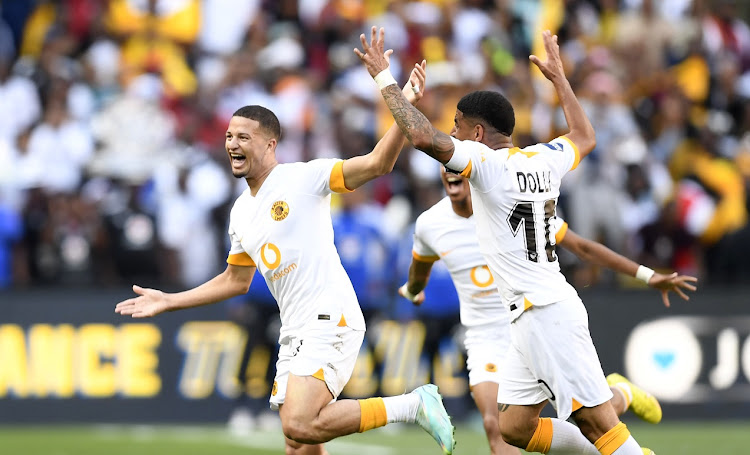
left=516, top=171, right=552, bottom=194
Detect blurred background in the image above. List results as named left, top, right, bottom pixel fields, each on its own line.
left=1, top=0, right=749, bottom=454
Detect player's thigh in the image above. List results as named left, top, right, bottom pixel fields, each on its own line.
left=281, top=374, right=335, bottom=423
left=274, top=322, right=365, bottom=416
left=509, top=299, right=612, bottom=421
left=464, top=322, right=509, bottom=389
left=471, top=381, right=500, bottom=418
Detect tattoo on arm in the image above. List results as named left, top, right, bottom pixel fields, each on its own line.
left=498, top=403, right=510, bottom=413
left=381, top=85, right=454, bottom=163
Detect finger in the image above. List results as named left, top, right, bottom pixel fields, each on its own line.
left=378, top=27, right=385, bottom=51
left=417, top=60, right=427, bottom=79
left=353, top=48, right=365, bottom=59
left=675, top=287, right=689, bottom=300
left=115, top=298, right=135, bottom=310
left=679, top=281, right=697, bottom=291
left=529, top=55, right=542, bottom=67
left=370, top=26, right=377, bottom=48
left=384, top=48, right=393, bottom=63
left=118, top=306, right=137, bottom=315
left=133, top=284, right=145, bottom=295
left=682, top=276, right=699, bottom=283
left=415, top=65, right=426, bottom=84
left=661, top=290, right=670, bottom=308
left=359, top=33, right=369, bottom=52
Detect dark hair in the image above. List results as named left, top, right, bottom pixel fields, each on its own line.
left=457, top=91, right=515, bottom=136
left=232, top=105, right=282, bottom=140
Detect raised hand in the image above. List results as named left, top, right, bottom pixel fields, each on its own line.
left=648, top=273, right=698, bottom=308
left=403, top=60, right=427, bottom=105
left=529, top=30, right=565, bottom=83
left=398, top=284, right=426, bottom=306
left=115, top=284, right=170, bottom=318
left=354, top=26, right=391, bottom=78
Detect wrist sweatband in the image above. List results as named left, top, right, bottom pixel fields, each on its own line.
left=399, top=283, right=419, bottom=302
left=374, top=68, right=397, bottom=90
left=636, top=265, right=655, bottom=284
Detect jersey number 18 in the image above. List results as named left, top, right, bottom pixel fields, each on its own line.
left=507, top=199, right=557, bottom=262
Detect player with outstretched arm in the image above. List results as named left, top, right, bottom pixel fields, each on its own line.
left=116, top=61, right=457, bottom=455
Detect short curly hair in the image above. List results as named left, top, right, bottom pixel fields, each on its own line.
left=456, top=90, right=515, bottom=136
left=232, top=105, right=282, bottom=140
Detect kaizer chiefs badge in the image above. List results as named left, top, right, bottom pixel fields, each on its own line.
left=271, top=201, right=289, bottom=221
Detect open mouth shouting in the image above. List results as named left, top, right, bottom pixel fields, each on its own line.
left=229, top=152, right=247, bottom=169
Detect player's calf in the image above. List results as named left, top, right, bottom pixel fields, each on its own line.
left=497, top=402, right=546, bottom=448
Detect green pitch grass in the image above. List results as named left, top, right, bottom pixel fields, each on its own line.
left=0, top=421, right=745, bottom=454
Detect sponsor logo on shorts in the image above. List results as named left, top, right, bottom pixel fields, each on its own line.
left=485, top=363, right=497, bottom=372
left=272, top=380, right=278, bottom=396
left=271, top=201, right=289, bottom=221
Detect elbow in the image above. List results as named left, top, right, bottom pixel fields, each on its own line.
left=410, top=131, right=433, bottom=152
left=580, top=130, right=596, bottom=156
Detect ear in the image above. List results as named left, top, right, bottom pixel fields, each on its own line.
left=473, top=124, right=484, bottom=142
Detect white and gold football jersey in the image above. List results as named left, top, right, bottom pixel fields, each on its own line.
left=412, top=197, right=508, bottom=328
left=445, top=136, right=581, bottom=321
left=226, top=159, right=365, bottom=342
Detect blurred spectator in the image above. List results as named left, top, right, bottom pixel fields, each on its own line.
left=0, top=201, right=22, bottom=288
left=0, top=48, right=40, bottom=142
left=106, top=0, right=201, bottom=98
left=333, top=186, right=391, bottom=321
left=1, top=0, right=749, bottom=291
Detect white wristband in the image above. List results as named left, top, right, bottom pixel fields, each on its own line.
left=636, top=265, right=655, bottom=284
left=399, top=283, right=419, bottom=302
left=374, top=68, right=397, bottom=91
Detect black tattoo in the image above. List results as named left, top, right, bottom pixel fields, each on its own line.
left=498, top=403, right=510, bottom=412
left=381, top=85, right=454, bottom=163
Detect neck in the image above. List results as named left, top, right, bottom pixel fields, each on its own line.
left=451, top=197, right=473, bottom=218
left=483, top=132, right=513, bottom=150
left=246, top=161, right=278, bottom=196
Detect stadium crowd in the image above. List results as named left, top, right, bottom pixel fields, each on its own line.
left=1, top=0, right=749, bottom=310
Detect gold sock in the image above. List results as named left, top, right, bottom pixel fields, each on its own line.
left=594, top=422, right=630, bottom=455
left=358, top=397, right=387, bottom=433
left=525, top=417, right=553, bottom=453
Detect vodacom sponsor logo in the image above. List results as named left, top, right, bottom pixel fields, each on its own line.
left=470, top=265, right=494, bottom=288
left=260, top=243, right=282, bottom=269
left=260, top=243, right=298, bottom=282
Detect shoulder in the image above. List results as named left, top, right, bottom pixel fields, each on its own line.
left=416, top=198, right=450, bottom=231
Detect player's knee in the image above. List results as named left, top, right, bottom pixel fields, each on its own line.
left=498, top=414, right=537, bottom=448
left=481, top=410, right=500, bottom=436
left=282, top=418, right=317, bottom=444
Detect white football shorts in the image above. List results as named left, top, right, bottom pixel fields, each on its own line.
left=464, top=321, right=510, bottom=387
left=496, top=296, right=613, bottom=420
left=270, top=317, right=365, bottom=410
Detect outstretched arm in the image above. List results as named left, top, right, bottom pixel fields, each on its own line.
left=342, top=59, right=427, bottom=189
left=529, top=31, right=596, bottom=158
left=558, top=228, right=697, bottom=307
left=355, top=26, right=455, bottom=164
left=115, top=264, right=256, bottom=318
left=398, top=258, right=436, bottom=305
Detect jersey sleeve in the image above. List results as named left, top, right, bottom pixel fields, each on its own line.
left=226, top=212, right=255, bottom=267
left=412, top=216, right=440, bottom=263
left=542, top=136, right=581, bottom=175
left=549, top=216, right=569, bottom=244
left=301, top=158, right=354, bottom=196
left=445, top=137, right=502, bottom=192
